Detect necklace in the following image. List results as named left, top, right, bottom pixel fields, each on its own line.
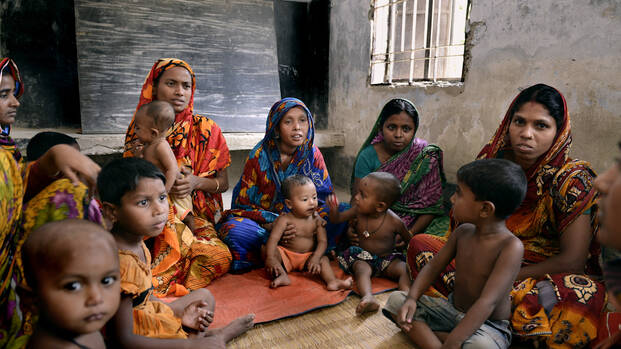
left=362, top=212, right=387, bottom=238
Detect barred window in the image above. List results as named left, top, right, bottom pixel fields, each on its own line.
left=369, top=0, right=469, bottom=86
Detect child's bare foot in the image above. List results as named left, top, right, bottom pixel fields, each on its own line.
left=326, top=277, right=353, bottom=291
left=182, top=300, right=213, bottom=331
left=209, top=314, right=255, bottom=342
left=270, top=273, right=291, bottom=288
left=356, top=295, right=380, bottom=314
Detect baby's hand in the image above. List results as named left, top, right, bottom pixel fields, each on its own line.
left=182, top=300, right=213, bottom=331
left=306, top=258, right=321, bottom=274
left=397, top=297, right=417, bottom=332
left=327, top=194, right=339, bottom=211
left=266, top=258, right=285, bottom=277
left=130, top=139, right=145, bottom=158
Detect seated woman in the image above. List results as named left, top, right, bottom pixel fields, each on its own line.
left=351, top=98, right=446, bottom=236
left=408, top=84, right=606, bottom=348
left=124, top=58, right=232, bottom=296
left=0, top=57, right=102, bottom=348
left=218, top=97, right=345, bottom=273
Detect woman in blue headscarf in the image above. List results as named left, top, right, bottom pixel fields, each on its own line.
left=218, top=98, right=345, bottom=272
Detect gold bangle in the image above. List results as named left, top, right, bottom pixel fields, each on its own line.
left=215, top=178, right=220, bottom=192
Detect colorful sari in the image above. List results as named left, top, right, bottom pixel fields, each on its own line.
left=352, top=100, right=447, bottom=235
left=1, top=58, right=102, bottom=349
left=407, top=87, right=605, bottom=348
left=124, top=58, right=231, bottom=296
left=218, top=98, right=345, bottom=272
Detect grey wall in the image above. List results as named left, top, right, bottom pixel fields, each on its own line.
left=327, top=0, right=621, bottom=187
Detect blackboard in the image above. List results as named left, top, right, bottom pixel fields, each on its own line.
left=74, top=0, right=281, bottom=134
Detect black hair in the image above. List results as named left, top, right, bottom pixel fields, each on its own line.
left=378, top=98, right=419, bottom=130
left=282, top=174, right=314, bottom=200
left=456, top=159, right=527, bottom=219
left=510, top=84, right=564, bottom=130
left=366, top=171, right=401, bottom=207
left=97, top=157, right=166, bottom=205
left=138, top=100, right=175, bottom=132
left=26, top=131, right=79, bottom=161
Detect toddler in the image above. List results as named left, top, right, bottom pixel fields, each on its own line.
left=98, top=157, right=253, bottom=348
left=328, top=171, right=412, bottom=314
left=23, top=219, right=120, bottom=349
left=264, top=174, right=352, bottom=290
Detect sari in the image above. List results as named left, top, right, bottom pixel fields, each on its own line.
left=352, top=100, right=447, bottom=235
left=218, top=98, right=345, bottom=272
left=0, top=58, right=102, bottom=349
left=407, top=87, right=605, bottom=348
left=124, top=58, right=231, bottom=297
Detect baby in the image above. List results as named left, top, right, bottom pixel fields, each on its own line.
left=328, top=171, right=412, bottom=314
left=264, top=174, right=352, bottom=290
left=98, top=157, right=253, bottom=348
left=132, top=100, right=195, bottom=229
left=23, top=219, right=121, bottom=349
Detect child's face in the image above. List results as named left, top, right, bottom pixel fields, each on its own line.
left=0, top=74, right=20, bottom=126
left=115, top=177, right=169, bottom=238
left=354, top=177, right=382, bottom=215
left=34, top=239, right=120, bottom=336
left=595, top=157, right=621, bottom=249
left=450, top=181, right=482, bottom=223
left=277, top=107, right=309, bottom=149
left=285, top=182, right=318, bottom=217
left=134, top=111, right=157, bottom=143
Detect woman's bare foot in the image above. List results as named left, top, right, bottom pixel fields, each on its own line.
left=356, top=295, right=380, bottom=315
left=326, top=277, right=353, bottom=291
left=270, top=273, right=291, bottom=288
left=207, top=314, right=255, bottom=342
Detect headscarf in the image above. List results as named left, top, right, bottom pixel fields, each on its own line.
left=477, top=85, right=599, bottom=271
left=227, top=97, right=333, bottom=223
left=352, top=99, right=445, bottom=229
left=124, top=58, right=231, bottom=222
left=0, top=58, right=24, bottom=163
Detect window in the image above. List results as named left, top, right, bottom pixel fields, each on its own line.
left=369, top=0, right=469, bottom=86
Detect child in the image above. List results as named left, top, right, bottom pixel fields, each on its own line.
left=26, top=131, right=80, bottom=161
left=22, top=219, right=121, bottom=349
left=327, top=171, right=412, bottom=314
left=264, top=174, right=352, bottom=290
left=383, top=159, right=526, bottom=349
left=98, top=157, right=253, bottom=348
left=132, top=100, right=195, bottom=230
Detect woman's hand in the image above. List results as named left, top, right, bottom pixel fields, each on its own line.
left=281, top=222, right=297, bottom=243
left=171, top=166, right=199, bottom=197
left=38, top=144, right=100, bottom=194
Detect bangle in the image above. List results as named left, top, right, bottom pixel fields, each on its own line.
left=214, top=178, right=220, bottom=192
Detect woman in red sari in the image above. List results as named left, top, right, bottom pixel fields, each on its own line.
left=124, top=58, right=232, bottom=297
left=408, top=84, right=606, bottom=348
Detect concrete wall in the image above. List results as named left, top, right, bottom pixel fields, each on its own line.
left=327, top=0, right=621, bottom=187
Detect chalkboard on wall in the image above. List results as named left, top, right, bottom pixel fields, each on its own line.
left=74, top=0, right=280, bottom=134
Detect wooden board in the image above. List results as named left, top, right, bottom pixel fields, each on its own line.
left=74, top=0, right=280, bottom=134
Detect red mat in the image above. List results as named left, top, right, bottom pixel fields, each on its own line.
left=204, top=262, right=397, bottom=328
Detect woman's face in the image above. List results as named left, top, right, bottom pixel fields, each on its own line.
left=152, top=67, right=192, bottom=114
left=277, top=107, right=309, bottom=149
left=594, top=154, right=621, bottom=250
left=381, top=111, right=416, bottom=153
left=0, top=74, right=20, bottom=126
left=508, top=101, right=557, bottom=169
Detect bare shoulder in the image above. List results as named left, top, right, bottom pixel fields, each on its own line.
left=452, top=223, right=476, bottom=239
left=386, top=209, right=406, bottom=229
left=498, top=230, right=524, bottom=255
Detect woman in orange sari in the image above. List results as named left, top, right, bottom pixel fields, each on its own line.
left=407, top=84, right=606, bottom=348
left=124, top=58, right=231, bottom=297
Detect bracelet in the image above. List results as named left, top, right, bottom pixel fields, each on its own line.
left=214, top=178, right=220, bottom=192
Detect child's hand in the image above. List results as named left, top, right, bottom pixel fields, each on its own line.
left=346, top=225, right=359, bottom=246
left=306, top=258, right=321, bottom=274
left=182, top=300, right=214, bottom=331
left=397, top=297, right=417, bottom=332
left=266, top=258, right=285, bottom=277
left=327, top=194, right=339, bottom=211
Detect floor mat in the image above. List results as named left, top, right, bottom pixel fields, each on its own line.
left=207, top=261, right=397, bottom=328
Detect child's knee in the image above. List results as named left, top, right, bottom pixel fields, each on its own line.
left=352, top=260, right=372, bottom=274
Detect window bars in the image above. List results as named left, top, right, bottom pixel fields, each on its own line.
left=370, top=0, right=468, bottom=85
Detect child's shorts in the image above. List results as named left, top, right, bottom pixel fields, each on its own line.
left=382, top=291, right=511, bottom=349
left=337, top=246, right=405, bottom=277
left=277, top=246, right=313, bottom=272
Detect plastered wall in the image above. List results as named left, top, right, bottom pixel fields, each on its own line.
left=327, top=0, right=621, bottom=186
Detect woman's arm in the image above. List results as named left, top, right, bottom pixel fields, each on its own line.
left=517, top=214, right=592, bottom=280
left=171, top=167, right=229, bottom=197
left=408, top=214, right=435, bottom=235
left=36, top=144, right=100, bottom=193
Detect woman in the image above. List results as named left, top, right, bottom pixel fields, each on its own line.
left=218, top=97, right=344, bottom=272
left=351, top=98, right=446, bottom=236
left=0, top=58, right=101, bottom=348
left=408, top=84, right=605, bottom=348
left=124, top=58, right=232, bottom=296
